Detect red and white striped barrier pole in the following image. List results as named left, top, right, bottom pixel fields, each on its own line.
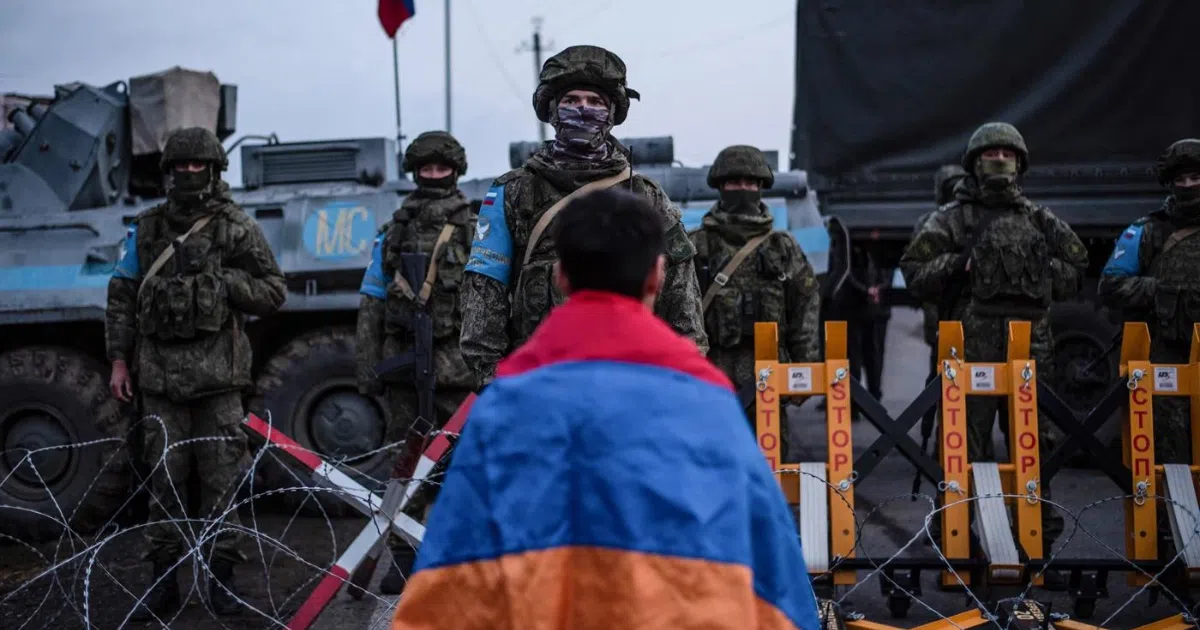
left=242, top=393, right=477, bottom=630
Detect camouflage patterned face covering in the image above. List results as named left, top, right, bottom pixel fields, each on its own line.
left=549, top=105, right=613, bottom=162
left=976, top=158, right=1018, bottom=190
left=974, top=157, right=1022, bottom=205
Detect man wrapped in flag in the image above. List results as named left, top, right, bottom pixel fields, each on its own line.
left=391, top=188, right=821, bottom=629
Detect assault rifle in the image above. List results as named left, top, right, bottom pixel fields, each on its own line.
left=346, top=251, right=438, bottom=598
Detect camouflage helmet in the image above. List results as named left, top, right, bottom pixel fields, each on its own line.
left=160, top=127, right=228, bottom=172
left=962, top=122, right=1029, bottom=173
left=707, top=145, right=774, bottom=189
left=533, top=45, right=641, bottom=126
left=1156, top=139, right=1200, bottom=187
left=933, top=164, right=967, bottom=203
left=402, top=131, right=468, bottom=176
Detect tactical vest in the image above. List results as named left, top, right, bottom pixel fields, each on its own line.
left=696, top=230, right=790, bottom=351
left=135, top=208, right=230, bottom=342
left=1150, top=225, right=1200, bottom=344
left=381, top=205, right=472, bottom=340
left=968, top=211, right=1052, bottom=318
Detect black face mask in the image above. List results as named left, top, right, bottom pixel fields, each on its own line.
left=414, top=174, right=457, bottom=198
left=168, top=166, right=213, bottom=205
left=719, top=189, right=763, bottom=215
left=1172, top=184, right=1200, bottom=208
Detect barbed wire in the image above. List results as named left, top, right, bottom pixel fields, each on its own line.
left=2, top=413, right=1200, bottom=629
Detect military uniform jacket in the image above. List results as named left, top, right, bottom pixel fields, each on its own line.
left=900, top=181, right=1088, bottom=321
left=357, top=190, right=477, bottom=390
left=688, top=206, right=820, bottom=391
left=1100, top=198, right=1200, bottom=358
left=458, top=147, right=709, bottom=385
left=105, top=190, right=287, bottom=402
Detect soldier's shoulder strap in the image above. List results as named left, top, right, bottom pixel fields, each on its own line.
left=700, top=232, right=772, bottom=314
left=521, top=166, right=633, bottom=267
left=1162, top=225, right=1200, bottom=255
left=137, top=213, right=216, bottom=298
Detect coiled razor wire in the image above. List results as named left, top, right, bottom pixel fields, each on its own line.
left=1, top=412, right=1200, bottom=629
left=0, top=412, right=445, bottom=629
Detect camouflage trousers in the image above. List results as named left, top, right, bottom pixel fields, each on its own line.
left=1151, top=346, right=1193, bottom=465
left=141, top=392, right=250, bottom=565
left=928, top=312, right=1064, bottom=551
left=384, top=386, right=473, bottom=550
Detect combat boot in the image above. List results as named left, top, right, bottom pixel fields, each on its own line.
left=208, top=559, right=244, bottom=615
left=379, top=546, right=418, bottom=595
left=130, top=559, right=181, bottom=621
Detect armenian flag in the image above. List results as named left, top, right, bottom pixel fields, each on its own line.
left=391, top=290, right=821, bottom=629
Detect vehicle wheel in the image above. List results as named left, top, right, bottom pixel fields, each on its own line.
left=0, top=346, right=130, bottom=542
left=250, top=327, right=396, bottom=516
left=1048, top=302, right=1120, bottom=467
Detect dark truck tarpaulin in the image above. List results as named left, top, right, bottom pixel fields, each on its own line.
left=791, top=0, right=1200, bottom=184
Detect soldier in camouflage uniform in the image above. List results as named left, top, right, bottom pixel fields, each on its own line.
left=912, top=165, right=968, bottom=481
left=106, top=127, right=287, bottom=618
left=356, top=130, right=475, bottom=594
left=688, top=145, right=820, bottom=457
left=1099, top=139, right=1200, bottom=465
left=460, top=45, right=708, bottom=386
left=917, top=165, right=969, bottom=351
left=901, top=123, right=1088, bottom=562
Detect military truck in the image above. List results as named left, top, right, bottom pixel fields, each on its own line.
left=0, top=67, right=821, bottom=542
left=792, top=0, right=1200, bottom=415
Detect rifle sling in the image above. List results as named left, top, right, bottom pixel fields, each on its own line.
left=391, top=223, right=458, bottom=307
left=521, top=166, right=633, bottom=269
left=136, top=213, right=215, bottom=299
left=701, top=233, right=771, bottom=313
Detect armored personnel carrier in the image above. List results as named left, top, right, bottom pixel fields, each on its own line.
left=0, top=67, right=822, bottom=542
left=0, top=66, right=420, bottom=540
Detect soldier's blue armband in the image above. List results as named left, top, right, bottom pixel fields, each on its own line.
left=1101, top=223, right=1144, bottom=277
left=113, top=225, right=141, bottom=280
left=464, top=185, right=513, bottom=286
left=359, top=233, right=388, bottom=298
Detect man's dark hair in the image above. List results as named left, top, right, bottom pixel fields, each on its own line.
left=553, top=188, right=665, bottom=299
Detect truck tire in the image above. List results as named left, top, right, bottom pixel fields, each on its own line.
left=251, top=327, right=395, bottom=516
left=1047, top=302, right=1122, bottom=467
left=0, top=346, right=130, bottom=542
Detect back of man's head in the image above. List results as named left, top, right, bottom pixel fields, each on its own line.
left=552, top=188, right=665, bottom=301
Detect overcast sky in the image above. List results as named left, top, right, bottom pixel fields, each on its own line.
left=3, top=0, right=796, bottom=185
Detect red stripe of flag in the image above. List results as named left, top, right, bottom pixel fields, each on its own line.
left=378, top=0, right=416, bottom=39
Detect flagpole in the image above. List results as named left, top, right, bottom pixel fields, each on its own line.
left=393, top=35, right=404, bottom=159
left=444, top=0, right=452, bottom=133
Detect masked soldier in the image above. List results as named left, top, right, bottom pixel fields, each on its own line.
left=106, top=127, right=287, bottom=619
left=356, top=130, right=476, bottom=594
left=687, top=145, right=820, bottom=455
left=1099, top=139, right=1200, bottom=465
left=900, top=122, right=1087, bottom=570
left=459, top=45, right=708, bottom=386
